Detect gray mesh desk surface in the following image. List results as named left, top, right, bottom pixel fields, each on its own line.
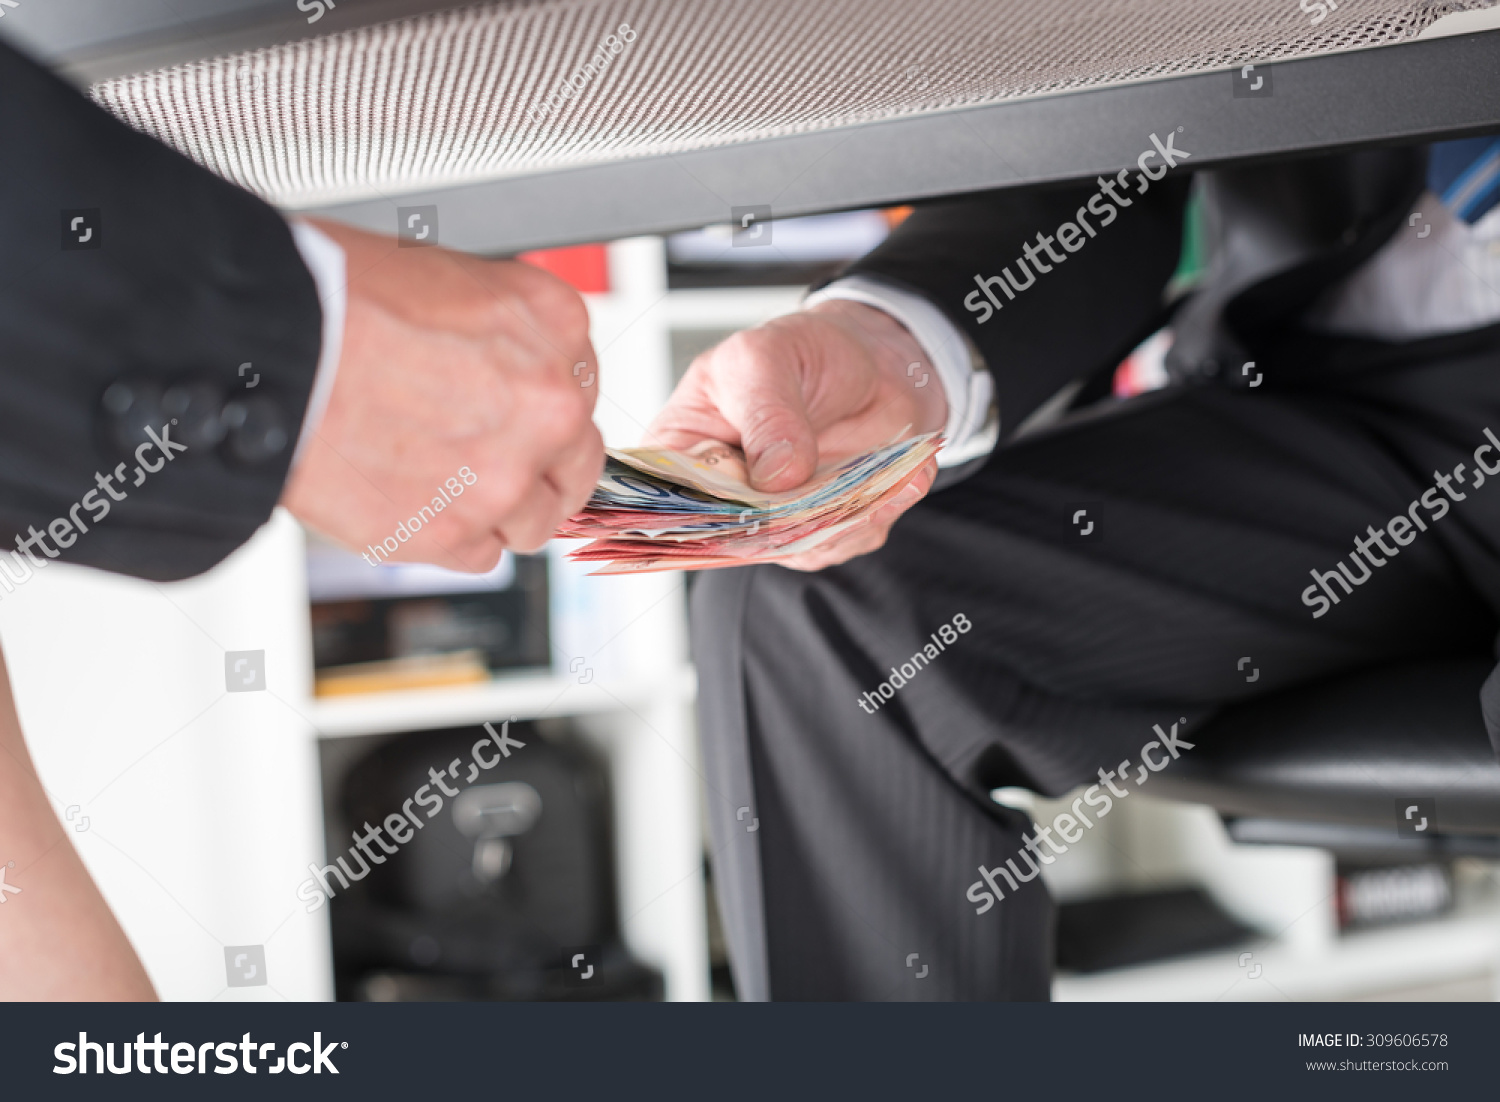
left=5, top=0, right=1500, bottom=251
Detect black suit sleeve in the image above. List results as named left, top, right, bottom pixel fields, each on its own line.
left=838, top=174, right=1190, bottom=434
left=0, top=39, right=323, bottom=582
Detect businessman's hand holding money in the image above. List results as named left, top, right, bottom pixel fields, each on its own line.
left=633, top=299, right=945, bottom=570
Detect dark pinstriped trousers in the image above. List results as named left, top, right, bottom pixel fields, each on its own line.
left=691, top=332, right=1500, bottom=1000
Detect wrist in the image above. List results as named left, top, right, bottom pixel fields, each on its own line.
left=806, top=299, right=948, bottom=435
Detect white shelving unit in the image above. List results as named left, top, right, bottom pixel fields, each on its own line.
left=1055, top=896, right=1500, bottom=1002
left=1011, top=789, right=1500, bottom=1002
left=309, top=667, right=697, bottom=740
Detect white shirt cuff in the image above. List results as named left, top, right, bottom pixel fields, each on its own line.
left=805, top=275, right=998, bottom=467
left=288, top=220, right=347, bottom=469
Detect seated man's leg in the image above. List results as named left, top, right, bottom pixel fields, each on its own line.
left=693, top=340, right=1500, bottom=1001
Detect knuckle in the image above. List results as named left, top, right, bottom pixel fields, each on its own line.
left=504, top=514, right=554, bottom=553
left=472, top=546, right=507, bottom=572
left=452, top=537, right=506, bottom=574
left=688, top=337, right=726, bottom=369
left=554, top=297, right=591, bottom=342
left=507, top=532, right=548, bottom=555
left=539, top=381, right=594, bottom=437
left=733, top=325, right=787, bottom=365
left=520, top=270, right=589, bottom=331
left=563, top=470, right=599, bottom=514
left=503, top=258, right=551, bottom=295
left=688, top=325, right=772, bottom=378
left=476, top=477, right=527, bottom=521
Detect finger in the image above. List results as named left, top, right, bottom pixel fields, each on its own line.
left=493, top=477, right=566, bottom=553
left=710, top=331, right=820, bottom=492
left=377, top=518, right=506, bottom=574
left=780, top=511, right=891, bottom=570
left=781, top=523, right=890, bottom=571
left=912, top=459, right=940, bottom=496
left=778, top=460, right=937, bottom=570
left=884, top=461, right=938, bottom=515
left=503, top=374, right=601, bottom=484
left=437, top=532, right=509, bottom=574
left=646, top=360, right=739, bottom=453
left=543, top=421, right=606, bottom=521
left=799, top=465, right=931, bottom=556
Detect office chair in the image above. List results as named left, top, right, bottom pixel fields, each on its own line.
left=10, top=0, right=1500, bottom=858
left=1147, top=657, right=1500, bottom=859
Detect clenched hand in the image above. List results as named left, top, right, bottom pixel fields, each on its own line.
left=281, top=220, right=605, bottom=568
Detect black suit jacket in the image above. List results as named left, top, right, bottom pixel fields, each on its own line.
left=0, top=40, right=322, bottom=582
left=839, top=146, right=1428, bottom=438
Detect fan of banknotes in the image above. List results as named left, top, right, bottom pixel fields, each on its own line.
left=558, top=433, right=942, bottom=574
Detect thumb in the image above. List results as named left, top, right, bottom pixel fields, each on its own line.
left=699, top=324, right=821, bottom=492
left=738, top=383, right=819, bottom=493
